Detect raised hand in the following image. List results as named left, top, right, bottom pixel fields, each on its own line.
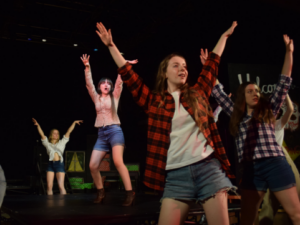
left=96, top=22, right=113, bottom=47
left=222, top=21, right=238, bottom=38
left=283, top=34, right=294, bottom=52
left=200, top=48, right=208, bottom=65
left=74, top=120, right=83, bottom=125
left=127, top=59, right=138, bottom=64
left=80, top=54, right=90, bottom=67
left=32, top=118, right=39, bottom=126
left=32, top=118, right=46, bottom=139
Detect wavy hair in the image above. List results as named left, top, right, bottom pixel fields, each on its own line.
left=229, top=82, right=275, bottom=136
left=97, top=77, right=118, bottom=120
left=153, top=53, right=213, bottom=132
left=49, top=129, right=60, bottom=144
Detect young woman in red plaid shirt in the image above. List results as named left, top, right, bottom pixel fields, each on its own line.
left=96, top=22, right=237, bottom=225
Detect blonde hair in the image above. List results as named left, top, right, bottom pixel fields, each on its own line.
left=49, top=129, right=60, bottom=143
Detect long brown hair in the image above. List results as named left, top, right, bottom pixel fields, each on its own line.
left=153, top=53, right=213, bottom=132
left=229, top=82, right=275, bottom=136
left=97, top=77, right=118, bottom=120
left=49, top=129, right=60, bottom=144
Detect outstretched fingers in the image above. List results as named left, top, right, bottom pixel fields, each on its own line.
left=283, top=34, right=290, bottom=45
left=75, top=120, right=83, bottom=125
left=96, top=22, right=113, bottom=46
left=80, top=54, right=90, bottom=65
left=96, top=22, right=107, bottom=35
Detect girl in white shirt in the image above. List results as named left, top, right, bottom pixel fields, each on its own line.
left=32, top=118, right=82, bottom=195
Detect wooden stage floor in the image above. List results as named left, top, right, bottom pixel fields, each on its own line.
left=2, top=192, right=241, bottom=225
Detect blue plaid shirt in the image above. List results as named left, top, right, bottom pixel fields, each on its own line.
left=211, top=75, right=292, bottom=162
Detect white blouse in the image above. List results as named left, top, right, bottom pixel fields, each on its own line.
left=41, top=136, right=69, bottom=163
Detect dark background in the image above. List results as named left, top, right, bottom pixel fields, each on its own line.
left=1, top=0, right=299, bottom=186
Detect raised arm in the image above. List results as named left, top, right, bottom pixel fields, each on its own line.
left=65, top=120, right=83, bottom=138
left=32, top=118, right=46, bottom=140
left=213, top=93, right=232, bottom=122
left=269, top=35, right=293, bottom=115
left=211, top=80, right=234, bottom=117
left=194, top=22, right=237, bottom=97
left=96, top=22, right=126, bottom=68
left=213, top=21, right=237, bottom=56
left=96, top=22, right=152, bottom=114
left=279, top=94, right=294, bottom=129
left=281, top=35, right=293, bottom=77
left=113, top=60, right=138, bottom=99
left=113, top=74, right=123, bottom=99
left=80, top=54, right=98, bottom=103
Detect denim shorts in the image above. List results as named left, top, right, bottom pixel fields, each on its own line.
left=241, top=156, right=295, bottom=192
left=94, top=124, right=125, bottom=152
left=47, top=161, right=65, bottom=173
left=162, top=155, right=236, bottom=203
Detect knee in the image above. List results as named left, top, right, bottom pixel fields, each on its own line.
left=113, top=160, right=124, bottom=170
left=289, top=211, right=300, bottom=222
left=89, top=164, right=98, bottom=172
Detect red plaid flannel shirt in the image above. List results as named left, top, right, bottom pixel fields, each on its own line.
left=118, top=52, right=234, bottom=191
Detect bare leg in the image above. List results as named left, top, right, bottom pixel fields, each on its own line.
left=241, top=189, right=266, bottom=225
left=259, top=189, right=280, bottom=225
left=283, top=146, right=300, bottom=198
left=46, top=171, right=55, bottom=195
left=56, top=172, right=66, bottom=195
left=273, top=187, right=300, bottom=225
left=112, top=145, right=132, bottom=191
left=202, top=191, right=229, bottom=225
left=89, top=150, right=107, bottom=189
left=158, top=198, right=190, bottom=225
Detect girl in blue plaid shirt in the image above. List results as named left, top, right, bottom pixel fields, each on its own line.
left=211, top=35, right=300, bottom=225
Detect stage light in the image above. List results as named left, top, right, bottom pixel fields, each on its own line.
left=28, top=38, right=31, bottom=41
left=74, top=44, right=78, bottom=47
left=94, top=48, right=98, bottom=51
left=42, top=39, right=47, bottom=42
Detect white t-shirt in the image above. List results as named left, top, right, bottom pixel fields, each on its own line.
left=166, top=91, right=214, bottom=170
left=41, top=136, right=69, bottom=163
left=275, top=119, right=284, bottom=146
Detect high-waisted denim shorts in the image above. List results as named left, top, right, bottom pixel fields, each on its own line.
left=162, top=154, right=236, bottom=203
left=94, top=124, right=125, bottom=152
left=47, top=161, right=65, bottom=173
left=241, top=156, right=295, bottom=192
